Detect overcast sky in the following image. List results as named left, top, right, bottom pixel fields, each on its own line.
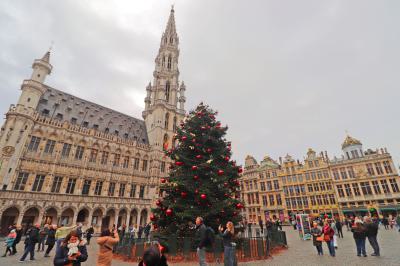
left=1, top=0, right=399, bottom=166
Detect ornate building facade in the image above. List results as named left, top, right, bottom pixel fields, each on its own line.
left=0, top=8, right=185, bottom=234
left=239, top=135, right=400, bottom=224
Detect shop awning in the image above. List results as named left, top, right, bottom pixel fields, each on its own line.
left=380, top=208, right=398, bottom=211
left=342, top=209, right=368, bottom=213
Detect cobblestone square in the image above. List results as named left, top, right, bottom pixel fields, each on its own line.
left=0, top=226, right=399, bottom=266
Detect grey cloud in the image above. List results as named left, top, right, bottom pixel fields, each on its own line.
left=0, top=0, right=399, bottom=166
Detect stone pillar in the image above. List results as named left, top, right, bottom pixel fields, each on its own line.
left=72, top=212, right=78, bottom=226
left=16, top=212, right=24, bottom=225
left=137, top=213, right=141, bottom=226
left=114, top=211, right=119, bottom=228
left=87, top=210, right=93, bottom=227
left=126, top=212, right=131, bottom=227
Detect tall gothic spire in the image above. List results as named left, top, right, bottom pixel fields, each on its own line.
left=165, top=5, right=176, bottom=35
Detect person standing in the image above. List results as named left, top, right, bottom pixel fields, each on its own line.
left=96, top=228, right=120, bottom=266
left=12, top=225, right=22, bottom=255
left=258, top=219, right=264, bottom=234
left=195, top=217, right=208, bottom=266
left=365, top=217, right=380, bottom=256
left=44, top=225, right=57, bottom=257
left=351, top=219, right=367, bottom=257
left=330, top=219, right=338, bottom=249
left=54, top=230, right=88, bottom=266
left=336, top=219, right=343, bottom=238
left=19, top=224, right=40, bottom=262
left=37, top=224, right=49, bottom=252
left=138, top=225, right=144, bottom=239
left=219, top=222, right=235, bottom=266
left=76, top=223, right=83, bottom=238
left=1, top=229, right=16, bottom=257
left=310, top=222, right=323, bottom=255
left=396, top=215, right=400, bottom=232
left=382, top=217, right=389, bottom=230
left=322, top=220, right=335, bottom=257
left=85, top=226, right=94, bottom=245
left=144, top=223, right=151, bottom=240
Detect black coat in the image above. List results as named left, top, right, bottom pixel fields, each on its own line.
left=351, top=226, right=367, bottom=240
left=46, top=229, right=56, bottom=245
left=15, top=229, right=23, bottom=244
left=24, top=227, right=39, bottom=245
left=53, top=242, right=88, bottom=266
left=138, top=255, right=168, bottom=266
left=365, top=222, right=378, bottom=237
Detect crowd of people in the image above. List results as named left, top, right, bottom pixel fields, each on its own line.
left=307, top=214, right=400, bottom=258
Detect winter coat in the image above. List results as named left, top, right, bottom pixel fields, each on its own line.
left=221, top=230, right=233, bottom=247
left=195, top=223, right=207, bottom=249
left=310, top=227, right=322, bottom=246
left=5, top=232, right=16, bottom=247
left=351, top=225, right=367, bottom=240
left=24, top=227, right=39, bottom=245
left=54, top=240, right=88, bottom=266
left=322, top=225, right=334, bottom=241
left=46, top=228, right=56, bottom=245
left=96, top=234, right=120, bottom=266
left=365, top=222, right=378, bottom=237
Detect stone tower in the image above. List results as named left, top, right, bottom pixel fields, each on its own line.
left=143, top=7, right=186, bottom=150
left=0, top=51, right=52, bottom=189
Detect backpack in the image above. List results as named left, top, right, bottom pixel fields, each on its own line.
left=205, top=227, right=215, bottom=247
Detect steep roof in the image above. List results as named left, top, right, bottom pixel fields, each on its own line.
left=36, top=86, right=149, bottom=144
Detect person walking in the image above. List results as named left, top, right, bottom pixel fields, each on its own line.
left=37, top=224, right=49, bottom=252
left=365, top=217, right=380, bottom=256
left=195, top=217, right=208, bottom=266
left=351, top=219, right=367, bottom=257
left=382, top=217, right=389, bottom=230
left=336, top=219, right=343, bottom=238
left=310, top=222, right=323, bottom=255
left=12, top=225, right=22, bottom=255
left=19, top=223, right=40, bottom=262
left=96, top=228, right=120, bottom=266
left=54, top=230, right=88, bottom=266
left=322, top=220, right=335, bottom=257
left=44, top=225, right=57, bottom=257
left=219, top=221, right=235, bottom=266
left=330, top=219, right=338, bottom=249
left=144, top=223, right=151, bottom=241
left=85, top=226, right=94, bottom=245
left=2, top=229, right=16, bottom=257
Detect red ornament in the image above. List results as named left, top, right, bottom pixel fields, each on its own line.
left=182, top=136, right=187, bottom=141
left=196, top=112, right=203, bottom=117
left=233, top=211, right=238, bottom=216
left=192, top=139, right=196, bottom=143
left=207, top=125, right=211, bottom=129
left=175, top=161, right=184, bottom=166
left=216, top=123, right=221, bottom=129
left=209, top=114, right=215, bottom=119
left=201, top=126, right=206, bottom=130
left=227, top=147, right=231, bottom=151
left=195, top=155, right=202, bottom=159
left=156, top=200, right=162, bottom=206
left=224, top=182, right=228, bottom=187
left=160, top=178, right=166, bottom=183
left=238, top=167, right=243, bottom=174
left=150, top=214, right=156, bottom=221
left=192, top=165, right=198, bottom=171
left=166, top=209, right=173, bottom=216
left=195, top=189, right=199, bottom=194
left=217, top=170, right=225, bottom=176
left=193, top=175, right=199, bottom=180
left=200, top=194, right=207, bottom=200
left=153, top=224, right=158, bottom=230
left=181, top=191, right=188, bottom=198
left=206, top=148, right=212, bottom=153
left=224, top=193, right=229, bottom=197
left=159, top=245, right=166, bottom=253
left=224, top=156, right=230, bottom=162
left=236, top=203, right=244, bottom=209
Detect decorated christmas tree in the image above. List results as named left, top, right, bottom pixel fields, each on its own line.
left=151, top=103, right=244, bottom=236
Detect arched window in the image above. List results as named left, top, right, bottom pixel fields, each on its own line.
left=163, top=134, right=169, bottom=150
left=170, top=37, right=173, bottom=44
left=162, top=56, right=165, bottom=67
left=165, top=81, right=170, bottom=102
left=167, top=55, right=172, bottom=70
left=165, top=113, right=170, bottom=129
left=173, top=116, right=177, bottom=132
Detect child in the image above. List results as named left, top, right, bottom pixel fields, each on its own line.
left=2, top=229, right=16, bottom=257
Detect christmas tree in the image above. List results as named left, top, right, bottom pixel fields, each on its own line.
left=151, top=103, right=244, bottom=236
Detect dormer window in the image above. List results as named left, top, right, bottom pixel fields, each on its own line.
left=71, top=117, right=77, bottom=124
left=42, top=109, right=50, bottom=116
left=55, top=113, right=63, bottom=120
left=82, top=121, right=89, bottom=128
left=105, top=128, right=109, bottom=134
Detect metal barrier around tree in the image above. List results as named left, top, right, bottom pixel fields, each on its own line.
left=114, top=229, right=287, bottom=263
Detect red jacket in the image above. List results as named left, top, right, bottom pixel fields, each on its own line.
left=323, top=225, right=334, bottom=241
